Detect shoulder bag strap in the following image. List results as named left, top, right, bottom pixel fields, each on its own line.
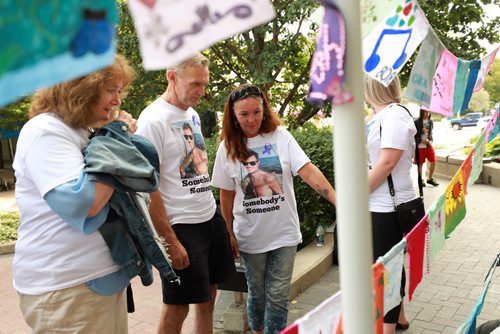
left=380, top=105, right=423, bottom=207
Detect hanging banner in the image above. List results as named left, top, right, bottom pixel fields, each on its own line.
left=127, top=0, right=276, bottom=70
left=469, top=130, right=486, bottom=187
left=361, top=0, right=400, bottom=38
left=473, top=46, right=499, bottom=92
left=0, top=0, right=117, bottom=108
left=308, top=2, right=353, bottom=107
left=485, top=108, right=500, bottom=143
left=373, top=262, right=385, bottom=334
left=406, top=217, right=428, bottom=300
left=362, top=0, right=429, bottom=87
left=379, top=239, right=406, bottom=315
left=427, top=194, right=445, bottom=269
left=281, top=290, right=344, bottom=334
left=404, top=29, right=444, bottom=107
left=485, top=109, right=499, bottom=143
left=453, top=59, right=470, bottom=116
left=445, top=166, right=467, bottom=237
left=429, top=49, right=458, bottom=117
left=460, top=60, right=482, bottom=114
left=456, top=255, right=500, bottom=334
left=461, top=151, right=473, bottom=195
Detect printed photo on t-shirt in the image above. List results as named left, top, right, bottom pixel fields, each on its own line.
left=239, top=143, right=283, bottom=199
left=171, top=120, right=208, bottom=179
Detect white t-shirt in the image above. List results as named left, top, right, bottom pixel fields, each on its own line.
left=365, top=104, right=417, bottom=212
left=136, top=98, right=216, bottom=225
left=12, top=113, right=120, bottom=295
left=212, top=127, right=309, bottom=253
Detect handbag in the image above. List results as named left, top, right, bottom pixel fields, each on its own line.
left=383, top=104, right=425, bottom=234
left=393, top=193, right=425, bottom=234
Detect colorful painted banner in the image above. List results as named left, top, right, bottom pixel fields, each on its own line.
left=427, top=194, right=445, bottom=268
left=362, top=0, right=429, bottom=87
left=461, top=151, right=473, bottom=195
left=373, top=261, right=385, bottom=334
left=453, top=59, right=470, bottom=116
left=429, top=49, right=458, bottom=116
left=473, top=46, right=499, bottom=93
left=485, top=109, right=499, bottom=143
left=488, top=109, right=500, bottom=142
left=0, top=0, right=117, bottom=107
left=469, top=130, right=486, bottom=187
left=460, top=60, right=481, bottom=114
left=280, top=290, right=343, bottom=334
left=445, top=165, right=467, bottom=237
left=361, top=0, right=401, bottom=38
left=128, top=0, right=276, bottom=70
left=404, top=29, right=444, bottom=107
left=281, top=263, right=385, bottom=334
left=379, top=239, right=406, bottom=315
left=308, top=2, right=353, bottom=107
left=406, top=217, right=428, bottom=300
left=456, top=255, right=500, bottom=334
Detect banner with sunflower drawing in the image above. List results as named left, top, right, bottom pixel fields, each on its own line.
left=444, top=152, right=473, bottom=237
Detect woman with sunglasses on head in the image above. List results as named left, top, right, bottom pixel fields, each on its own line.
left=212, top=84, right=336, bottom=334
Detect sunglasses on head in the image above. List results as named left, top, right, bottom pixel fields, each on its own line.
left=184, top=134, right=193, bottom=140
left=230, top=86, right=262, bottom=103
left=242, top=161, right=258, bottom=166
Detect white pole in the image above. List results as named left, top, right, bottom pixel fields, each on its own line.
left=333, top=1, right=375, bottom=333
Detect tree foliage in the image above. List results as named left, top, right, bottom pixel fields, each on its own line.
left=468, top=89, right=490, bottom=112
left=1, top=0, right=499, bottom=131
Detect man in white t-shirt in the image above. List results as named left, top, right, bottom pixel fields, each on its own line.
left=136, top=53, right=235, bottom=334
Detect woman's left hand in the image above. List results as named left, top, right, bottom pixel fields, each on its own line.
left=116, top=110, right=138, bottom=133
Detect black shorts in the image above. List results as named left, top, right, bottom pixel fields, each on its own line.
left=161, top=209, right=236, bottom=304
left=371, top=211, right=405, bottom=324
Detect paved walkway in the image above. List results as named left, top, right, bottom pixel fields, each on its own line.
left=1, top=174, right=499, bottom=333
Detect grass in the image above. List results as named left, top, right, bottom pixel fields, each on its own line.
left=0, top=212, right=19, bottom=244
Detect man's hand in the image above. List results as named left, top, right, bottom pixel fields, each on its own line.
left=167, top=239, right=190, bottom=270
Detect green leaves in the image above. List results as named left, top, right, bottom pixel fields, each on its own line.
left=0, top=212, right=19, bottom=244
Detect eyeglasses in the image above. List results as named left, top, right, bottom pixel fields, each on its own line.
left=230, top=86, right=262, bottom=103
left=184, top=134, right=193, bottom=140
left=242, top=161, right=258, bottom=166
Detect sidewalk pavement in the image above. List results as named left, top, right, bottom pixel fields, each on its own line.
left=1, top=175, right=500, bottom=333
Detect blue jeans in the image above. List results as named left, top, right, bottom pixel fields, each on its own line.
left=241, top=246, right=297, bottom=334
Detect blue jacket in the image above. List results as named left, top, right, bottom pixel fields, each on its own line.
left=84, top=120, right=178, bottom=285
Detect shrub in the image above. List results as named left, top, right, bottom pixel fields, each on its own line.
left=465, top=134, right=500, bottom=161
left=206, top=124, right=336, bottom=247
left=0, top=212, right=20, bottom=244
left=290, top=124, right=336, bottom=245
left=485, top=136, right=500, bottom=161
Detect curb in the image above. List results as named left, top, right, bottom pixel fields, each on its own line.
left=434, top=154, right=500, bottom=187
left=0, top=241, right=15, bottom=255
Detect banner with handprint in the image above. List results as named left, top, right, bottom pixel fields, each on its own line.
left=128, top=0, right=276, bottom=70
left=0, top=0, right=117, bottom=108
left=362, top=0, right=429, bottom=87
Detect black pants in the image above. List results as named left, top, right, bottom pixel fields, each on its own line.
left=371, top=211, right=405, bottom=324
